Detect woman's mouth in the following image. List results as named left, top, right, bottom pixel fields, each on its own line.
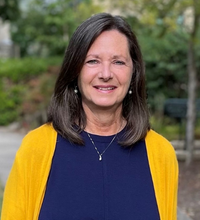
left=94, top=86, right=116, bottom=91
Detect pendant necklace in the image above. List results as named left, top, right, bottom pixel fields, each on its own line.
left=86, top=130, right=119, bottom=161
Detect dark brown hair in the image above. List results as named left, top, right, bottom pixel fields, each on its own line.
left=47, top=13, right=150, bottom=146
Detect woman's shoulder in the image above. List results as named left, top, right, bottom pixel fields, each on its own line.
left=145, top=129, right=177, bottom=159
left=17, top=123, right=57, bottom=159
left=23, top=123, right=56, bottom=141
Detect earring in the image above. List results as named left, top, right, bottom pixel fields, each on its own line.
left=74, top=86, right=78, bottom=94
left=128, top=90, right=132, bottom=94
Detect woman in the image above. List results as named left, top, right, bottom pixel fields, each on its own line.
left=1, top=13, right=178, bottom=220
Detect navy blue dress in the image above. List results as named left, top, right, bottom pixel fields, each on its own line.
left=39, top=129, right=160, bottom=220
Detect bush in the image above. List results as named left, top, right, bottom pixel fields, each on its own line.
left=150, top=115, right=200, bottom=140
left=0, top=57, right=61, bottom=126
left=0, top=57, right=61, bottom=83
left=0, top=81, right=25, bottom=125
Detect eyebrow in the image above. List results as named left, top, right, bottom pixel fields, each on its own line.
left=86, top=54, right=129, bottom=60
left=112, top=55, right=127, bottom=60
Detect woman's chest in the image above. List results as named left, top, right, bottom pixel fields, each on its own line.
left=38, top=134, right=160, bottom=220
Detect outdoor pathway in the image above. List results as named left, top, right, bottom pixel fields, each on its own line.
left=0, top=126, right=24, bottom=186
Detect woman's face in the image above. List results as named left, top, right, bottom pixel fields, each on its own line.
left=78, top=30, right=133, bottom=112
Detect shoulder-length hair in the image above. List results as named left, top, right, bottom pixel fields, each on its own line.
left=47, top=12, right=150, bottom=146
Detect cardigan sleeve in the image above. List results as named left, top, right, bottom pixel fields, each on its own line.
left=1, top=124, right=57, bottom=220
left=146, top=129, right=179, bottom=220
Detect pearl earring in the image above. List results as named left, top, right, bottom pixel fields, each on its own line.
left=74, top=86, right=78, bottom=94
left=128, top=90, right=132, bottom=94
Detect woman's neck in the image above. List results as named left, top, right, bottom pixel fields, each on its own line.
left=83, top=105, right=126, bottom=136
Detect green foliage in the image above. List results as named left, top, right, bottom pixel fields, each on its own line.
left=0, top=59, right=46, bottom=83
left=0, top=82, right=24, bottom=125
left=150, top=115, right=181, bottom=140
left=127, top=21, right=189, bottom=111
left=114, top=0, right=200, bottom=105
left=0, top=0, right=20, bottom=21
left=0, top=57, right=61, bottom=125
left=11, top=0, right=103, bottom=56
left=150, top=115, right=200, bottom=140
left=0, top=57, right=61, bottom=83
left=142, top=29, right=188, bottom=109
left=126, top=11, right=200, bottom=113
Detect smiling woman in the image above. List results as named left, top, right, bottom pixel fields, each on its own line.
left=1, top=13, right=178, bottom=220
left=47, top=13, right=149, bottom=146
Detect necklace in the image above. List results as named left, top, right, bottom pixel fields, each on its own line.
left=86, top=132, right=118, bottom=161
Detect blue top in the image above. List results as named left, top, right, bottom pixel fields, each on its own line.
left=39, top=129, right=160, bottom=220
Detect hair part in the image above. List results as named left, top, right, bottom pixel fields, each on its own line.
left=47, top=12, right=150, bottom=147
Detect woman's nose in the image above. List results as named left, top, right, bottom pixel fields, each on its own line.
left=98, top=63, right=113, bottom=81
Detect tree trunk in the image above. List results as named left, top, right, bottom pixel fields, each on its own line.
left=185, top=0, right=200, bottom=165
left=185, top=39, right=197, bottom=165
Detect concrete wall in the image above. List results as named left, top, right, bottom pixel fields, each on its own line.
left=0, top=18, right=18, bottom=58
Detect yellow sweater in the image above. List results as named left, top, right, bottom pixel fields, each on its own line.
left=1, top=124, right=178, bottom=220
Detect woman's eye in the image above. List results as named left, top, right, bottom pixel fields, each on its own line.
left=114, top=60, right=126, bottom=65
left=86, top=59, right=99, bottom=64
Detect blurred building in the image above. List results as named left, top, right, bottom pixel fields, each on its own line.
left=0, top=18, right=20, bottom=58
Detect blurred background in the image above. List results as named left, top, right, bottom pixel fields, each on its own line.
left=0, top=0, right=200, bottom=219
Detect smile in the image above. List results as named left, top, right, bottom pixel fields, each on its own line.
left=94, top=86, right=116, bottom=91
left=98, top=87, right=115, bottom=91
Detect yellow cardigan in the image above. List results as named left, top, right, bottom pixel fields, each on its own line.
left=1, top=124, right=178, bottom=220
